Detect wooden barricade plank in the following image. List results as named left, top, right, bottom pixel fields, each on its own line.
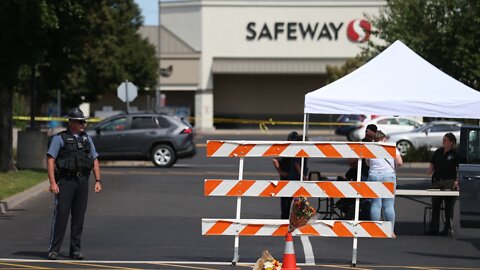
left=202, top=219, right=393, bottom=238
left=204, top=179, right=395, bottom=198
left=206, top=140, right=396, bottom=158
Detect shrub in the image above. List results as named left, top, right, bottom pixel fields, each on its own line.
left=403, top=145, right=432, bottom=162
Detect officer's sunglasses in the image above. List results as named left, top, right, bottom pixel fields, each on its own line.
left=72, top=120, right=86, bottom=125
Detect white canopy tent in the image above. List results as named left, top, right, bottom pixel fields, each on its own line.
left=304, top=40, right=480, bottom=119
left=301, top=40, right=480, bottom=266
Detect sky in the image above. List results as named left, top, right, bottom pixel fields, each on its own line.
left=134, top=0, right=159, bottom=25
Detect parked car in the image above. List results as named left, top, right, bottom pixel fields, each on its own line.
left=351, top=116, right=422, bottom=141
left=86, top=113, right=196, bottom=167
left=335, top=114, right=368, bottom=141
left=459, top=125, right=480, bottom=228
left=386, top=121, right=462, bottom=156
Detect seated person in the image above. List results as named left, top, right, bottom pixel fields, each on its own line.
left=336, top=158, right=370, bottom=220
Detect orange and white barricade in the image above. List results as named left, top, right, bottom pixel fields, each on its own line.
left=202, top=140, right=397, bottom=265
left=202, top=219, right=393, bottom=238
left=205, top=179, right=395, bottom=198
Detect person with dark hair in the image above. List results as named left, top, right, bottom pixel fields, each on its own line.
left=426, top=132, right=459, bottom=236
left=361, top=124, right=378, bottom=178
left=363, top=124, right=378, bottom=142
left=366, top=130, right=403, bottom=236
left=273, top=131, right=299, bottom=219
left=46, top=108, right=102, bottom=260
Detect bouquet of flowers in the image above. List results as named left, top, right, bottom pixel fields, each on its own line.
left=252, top=250, right=281, bottom=270
left=289, top=196, right=317, bottom=232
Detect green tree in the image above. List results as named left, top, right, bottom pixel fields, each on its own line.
left=0, top=0, right=158, bottom=172
left=0, top=1, right=58, bottom=171
left=38, top=0, right=158, bottom=108
left=326, top=51, right=370, bottom=84
left=327, top=0, right=480, bottom=90
left=371, top=0, right=479, bottom=90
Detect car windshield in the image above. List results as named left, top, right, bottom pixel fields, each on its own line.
left=412, top=125, right=429, bottom=132
left=87, top=121, right=101, bottom=130
left=337, top=114, right=363, bottom=122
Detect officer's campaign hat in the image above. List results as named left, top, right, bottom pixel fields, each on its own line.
left=67, top=107, right=86, bottom=121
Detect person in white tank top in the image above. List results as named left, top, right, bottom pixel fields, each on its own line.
left=366, top=131, right=403, bottom=237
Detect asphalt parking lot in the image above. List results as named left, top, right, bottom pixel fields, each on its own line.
left=1, top=133, right=480, bottom=269
left=2, top=259, right=480, bottom=270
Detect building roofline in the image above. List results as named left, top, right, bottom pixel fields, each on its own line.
left=161, top=0, right=386, bottom=8
left=160, top=25, right=200, bottom=54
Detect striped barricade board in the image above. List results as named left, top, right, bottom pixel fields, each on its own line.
left=205, top=179, right=395, bottom=198
left=202, top=219, right=393, bottom=238
left=207, top=140, right=396, bottom=158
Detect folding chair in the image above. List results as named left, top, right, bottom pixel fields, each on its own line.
left=308, top=171, right=343, bottom=219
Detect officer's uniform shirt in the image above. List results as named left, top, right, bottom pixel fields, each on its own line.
left=47, top=133, right=99, bottom=159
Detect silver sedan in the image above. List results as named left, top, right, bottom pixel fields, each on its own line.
left=386, top=121, right=462, bottom=156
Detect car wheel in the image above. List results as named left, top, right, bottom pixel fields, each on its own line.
left=396, top=140, right=413, bottom=156
left=151, top=144, right=176, bottom=167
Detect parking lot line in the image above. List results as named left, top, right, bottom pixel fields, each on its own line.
left=0, top=261, right=51, bottom=269
left=53, top=261, right=140, bottom=270
left=151, top=262, right=219, bottom=270
left=317, top=264, right=371, bottom=270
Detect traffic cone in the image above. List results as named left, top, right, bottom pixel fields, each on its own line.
left=281, top=232, right=300, bottom=270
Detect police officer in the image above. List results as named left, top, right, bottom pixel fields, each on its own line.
left=47, top=108, right=102, bottom=260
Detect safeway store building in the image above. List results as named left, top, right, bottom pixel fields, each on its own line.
left=144, top=0, right=384, bottom=131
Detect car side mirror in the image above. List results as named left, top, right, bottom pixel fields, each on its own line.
left=96, top=128, right=101, bottom=135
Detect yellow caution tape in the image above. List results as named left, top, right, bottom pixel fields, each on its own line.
left=13, top=115, right=354, bottom=130
left=210, top=117, right=353, bottom=127
left=13, top=116, right=102, bottom=122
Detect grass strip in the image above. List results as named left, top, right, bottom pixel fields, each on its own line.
left=0, top=170, right=47, bottom=201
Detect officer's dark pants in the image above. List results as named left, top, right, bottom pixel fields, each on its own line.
left=49, top=175, right=89, bottom=253
left=430, top=179, right=456, bottom=232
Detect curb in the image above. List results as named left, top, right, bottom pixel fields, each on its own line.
left=1, top=180, right=49, bottom=212
left=401, top=162, right=430, bottom=169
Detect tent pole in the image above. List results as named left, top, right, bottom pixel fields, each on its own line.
left=300, top=113, right=309, bottom=181
left=303, top=113, right=309, bottom=141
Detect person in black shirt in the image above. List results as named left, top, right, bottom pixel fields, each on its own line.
left=336, top=158, right=358, bottom=219
left=273, top=131, right=298, bottom=219
left=426, top=133, right=459, bottom=236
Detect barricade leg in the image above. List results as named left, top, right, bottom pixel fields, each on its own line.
left=232, top=236, right=239, bottom=265
left=232, top=157, right=244, bottom=265
left=351, top=237, right=358, bottom=267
